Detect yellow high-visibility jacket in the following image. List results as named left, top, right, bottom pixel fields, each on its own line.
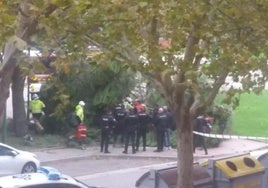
left=75, top=104, right=84, bottom=122
left=30, top=99, right=45, bottom=114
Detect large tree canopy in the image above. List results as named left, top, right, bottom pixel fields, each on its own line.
left=71, top=2, right=268, bottom=187
left=0, top=1, right=268, bottom=187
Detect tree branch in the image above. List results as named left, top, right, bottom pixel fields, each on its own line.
left=206, top=69, right=229, bottom=106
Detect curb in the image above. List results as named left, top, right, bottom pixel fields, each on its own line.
left=39, top=150, right=251, bottom=164
left=38, top=144, right=268, bottom=164
left=40, top=151, right=178, bottom=164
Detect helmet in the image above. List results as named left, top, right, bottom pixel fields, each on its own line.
left=32, top=94, right=39, bottom=100
left=79, top=101, right=85, bottom=106
left=126, top=97, right=132, bottom=103
left=158, top=108, right=164, bottom=113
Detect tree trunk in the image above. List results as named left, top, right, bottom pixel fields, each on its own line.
left=0, top=45, right=17, bottom=129
left=160, top=70, right=195, bottom=188
left=12, top=66, right=27, bottom=137
left=176, top=110, right=194, bottom=188
left=0, top=0, right=39, bottom=132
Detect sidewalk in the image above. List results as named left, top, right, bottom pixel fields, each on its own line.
left=33, top=139, right=268, bottom=164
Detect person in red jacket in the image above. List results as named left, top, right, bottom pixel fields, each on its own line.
left=134, top=99, right=143, bottom=113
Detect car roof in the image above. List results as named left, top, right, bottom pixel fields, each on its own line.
left=0, top=173, right=78, bottom=187
left=0, top=167, right=89, bottom=188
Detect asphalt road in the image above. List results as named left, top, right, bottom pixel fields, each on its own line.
left=43, top=156, right=177, bottom=188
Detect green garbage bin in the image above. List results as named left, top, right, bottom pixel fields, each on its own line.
left=135, top=165, right=213, bottom=188
left=212, top=154, right=265, bottom=188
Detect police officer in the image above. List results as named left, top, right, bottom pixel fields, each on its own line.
left=122, top=108, right=139, bottom=154
left=193, top=115, right=208, bottom=155
left=113, top=104, right=126, bottom=146
left=153, top=107, right=168, bottom=152
left=163, top=106, right=174, bottom=150
left=100, top=110, right=116, bottom=153
left=136, top=107, right=151, bottom=152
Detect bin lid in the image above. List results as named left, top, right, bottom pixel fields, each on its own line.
left=192, top=165, right=213, bottom=186
left=156, top=165, right=212, bottom=187
left=135, top=165, right=212, bottom=188
left=215, top=154, right=265, bottom=179
left=156, top=167, right=177, bottom=188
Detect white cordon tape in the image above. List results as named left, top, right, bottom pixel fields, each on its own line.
left=193, top=131, right=268, bottom=141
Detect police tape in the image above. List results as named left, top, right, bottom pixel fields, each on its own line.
left=193, top=131, right=268, bottom=141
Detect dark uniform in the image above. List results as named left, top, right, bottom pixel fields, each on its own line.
left=123, top=108, right=139, bottom=154
left=164, top=108, right=174, bottom=149
left=113, top=105, right=126, bottom=146
left=136, top=109, right=151, bottom=151
left=153, top=108, right=168, bottom=152
left=100, top=112, right=116, bottom=153
left=193, top=115, right=208, bottom=155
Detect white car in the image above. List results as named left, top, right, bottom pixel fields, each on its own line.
left=0, top=166, right=94, bottom=188
left=0, top=143, right=40, bottom=176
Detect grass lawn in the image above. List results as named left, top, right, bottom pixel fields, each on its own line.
left=233, top=91, right=268, bottom=137
left=4, top=133, right=67, bottom=151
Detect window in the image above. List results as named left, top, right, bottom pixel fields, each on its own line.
left=0, top=146, right=13, bottom=156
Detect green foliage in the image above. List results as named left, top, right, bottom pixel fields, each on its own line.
left=39, top=58, right=137, bottom=133
left=9, top=0, right=267, bottom=116
left=146, top=87, right=165, bottom=109
left=1, top=1, right=268, bottom=186
left=0, top=1, right=17, bottom=46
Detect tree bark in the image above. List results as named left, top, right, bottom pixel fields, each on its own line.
left=176, top=111, right=194, bottom=188
left=0, top=45, right=17, bottom=129
left=12, top=66, right=27, bottom=136
left=0, top=0, right=31, bottom=129
left=0, top=1, right=56, bottom=132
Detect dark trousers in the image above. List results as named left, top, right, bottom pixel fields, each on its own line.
left=32, top=113, right=42, bottom=121
left=100, top=129, right=110, bottom=152
left=156, top=129, right=165, bottom=151
left=123, top=131, right=136, bottom=153
left=193, top=135, right=208, bottom=155
left=113, top=127, right=124, bottom=146
left=136, top=129, right=146, bottom=151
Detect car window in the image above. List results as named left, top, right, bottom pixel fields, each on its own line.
left=0, top=145, right=13, bottom=156
left=21, top=183, right=83, bottom=188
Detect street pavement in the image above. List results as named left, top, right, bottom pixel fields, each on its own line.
left=33, top=138, right=268, bottom=164
left=31, top=139, right=268, bottom=188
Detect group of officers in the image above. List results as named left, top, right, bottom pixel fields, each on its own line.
left=99, top=100, right=175, bottom=154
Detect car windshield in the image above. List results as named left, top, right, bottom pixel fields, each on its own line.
left=0, top=145, right=13, bottom=156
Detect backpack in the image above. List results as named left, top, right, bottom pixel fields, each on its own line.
left=67, top=112, right=80, bottom=128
